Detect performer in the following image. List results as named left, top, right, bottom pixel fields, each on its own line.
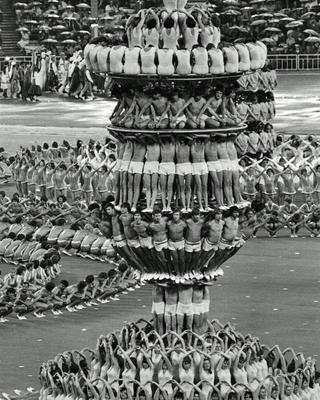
left=123, top=47, right=141, bottom=75
left=158, top=48, right=175, bottom=75
left=180, top=11, right=199, bottom=50
left=167, top=208, right=187, bottom=277
left=177, top=285, right=194, bottom=333
left=150, top=88, right=170, bottom=129
left=127, top=140, right=146, bottom=212
left=159, top=138, right=176, bottom=212
left=217, top=139, right=233, bottom=207
left=119, top=140, right=133, bottom=206
left=199, top=208, right=224, bottom=271
left=105, top=203, right=142, bottom=272
left=143, top=9, right=160, bottom=47
left=175, top=47, right=192, bottom=75
left=226, top=138, right=243, bottom=205
left=207, top=44, right=224, bottom=74
left=176, top=136, right=192, bottom=212
left=185, top=92, right=207, bottom=129
left=149, top=209, right=170, bottom=276
left=199, top=87, right=225, bottom=128
left=169, top=91, right=187, bottom=129
left=185, top=209, right=204, bottom=275
left=109, top=45, right=126, bottom=73
left=191, top=138, right=209, bottom=211
left=161, top=14, right=180, bottom=50
left=191, top=45, right=209, bottom=75
left=135, top=87, right=154, bottom=129
left=164, top=284, right=179, bottom=332
left=143, top=137, right=160, bottom=212
left=140, top=45, right=157, bottom=74
left=152, top=285, right=165, bottom=334
left=205, top=137, right=223, bottom=207
left=126, top=10, right=146, bottom=48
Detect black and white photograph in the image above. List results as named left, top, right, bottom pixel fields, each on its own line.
left=0, top=0, right=319, bottom=398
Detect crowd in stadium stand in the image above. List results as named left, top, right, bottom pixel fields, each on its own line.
left=39, top=318, right=320, bottom=400
left=3, top=0, right=320, bottom=57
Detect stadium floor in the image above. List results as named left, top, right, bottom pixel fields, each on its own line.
left=0, top=237, right=320, bottom=392
left=0, top=72, right=320, bottom=153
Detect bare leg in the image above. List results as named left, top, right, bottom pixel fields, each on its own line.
left=151, top=173, right=158, bottom=209
left=127, top=173, right=134, bottom=206
left=232, top=171, right=243, bottom=204
left=143, top=174, right=151, bottom=209
left=132, top=174, right=142, bottom=210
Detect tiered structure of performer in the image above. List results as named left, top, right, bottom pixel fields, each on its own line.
left=83, top=0, right=271, bottom=335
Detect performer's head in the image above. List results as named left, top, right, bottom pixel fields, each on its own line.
left=121, top=202, right=131, bottom=213
left=152, top=208, right=162, bottom=222
left=191, top=208, right=201, bottom=221
left=172, top=208, right=181, bottom=222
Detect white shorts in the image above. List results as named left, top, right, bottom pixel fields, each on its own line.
left=229, top=159, right=240, bottom=171
left=165, top=303, right=177, bottom=316
left=128, top=161, right=144, bottom=175
left=155, top=114, right=168, bottom=122
left=168, top=239, right=185, bottom=251
left=113, top=234, right=126, bottom=248
left=159, top=162, right=175, bottom=176
left=192, top=162, right=208, bottom=176
left=219, top=159, right=231, bottom=171
left=202, top=237, right=219, bottom=252
left=176, top=302, right=193, bottom=316
left=127, top=239, right=140, bottom=248
left=120, top=160, right=130, bottom=172
left=114, top=159, right=122, bottom=172
left=152, top=301, right=165, bottom=315
left=143, top=161, right=159, bottom=175
left=185, top=240, right=202, bottom=253
left=193, top=302, right=203, bottom=315
left=203, top=299, right=210, bottom=313
left=207, top=160, right=223, bottom=173
left=154, top=240, right=168, bottom=251
left=139, top=236, right=154, bottom=249
left=175, top=114, right=187, bottom=123
left=176, top=162, right=192, bottom=176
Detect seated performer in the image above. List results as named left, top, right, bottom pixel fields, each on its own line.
left=235, top=43, right=251, bottom=72
left=143, top=9, right=160, bottom=47
left=161, top=13, right=180, bottom=50
left=197, top=9, right=216, bottom=48
left=140, top=45, right=157, bottom=74
left=158, top=48, right=175, bottom=76
left=175, top=46, right=192, bottom=75
left=223, top=46, right=239, bottom=74
left=150, top=88, right=170, bottom=129
left=191, top=45, right=209, bottom=75
left=109, top=45, right=126, bottom=73
left=169, top=91, right=187, bottom=129
left=224, top=87, right=242, bottom=126
left=185, top=91, right=207, bottom=129
left=123, top=47, right=141, bottom=75
left=135, top=87, right=153, bottom=129
left=198, top=87, right=225, bottom=128
left=180, top=11, right=199, bottom=50
left=207, top=44, right=224, bottom=74
left=126, top=9, right=145, bottom=48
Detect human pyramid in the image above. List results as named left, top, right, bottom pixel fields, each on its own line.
left=39, top=319, right=320, bottom=400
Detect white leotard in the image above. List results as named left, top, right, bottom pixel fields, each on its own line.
left=109, top=46, right=126, bottom=73
left=140, top=47, right=157, bottom=74
left=208, top=48, right=224, bottom=74
left=124, top=47, right=141, bottom=74
left=235, top=43, right=251, bottom=72
left=143, top=27, right=159, bottom=47
left=162, top=27, right=179, bottom=49
left=176, top=49, right=192, bottom=74
left=84, top=43, right=95, bottom=70
left=223, top=46, right=239, bottom=73
left=246, top=43, right=261, bottom=70
left=158, top=49, right=175, bottom=75
left=212, top=26, right=221, bottom=48
left=183, top=27, right=199, bottom=50
left=192, top=47, right=209, bottom=74
left=96, top=46, right=110, bottom=73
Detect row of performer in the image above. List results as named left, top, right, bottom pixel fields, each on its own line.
left=105, top=203, right=248, bottom=283
left=110, top=86, right=275, bottom=130
left=85, top=42, right=268, bottom=76
left=114, top=137, right=246, bottom=211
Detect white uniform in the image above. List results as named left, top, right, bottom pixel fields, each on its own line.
left=223, top=46, right=239, bottom=73
left=157, top=49, right=175, bottom=75
left=176, top=49, right=192, bottom=74
left=192, top=47, right=209, bottom=74
left=235, top=43, right=250, bottom=72
left=109, top=46, right=126, bottom=73
left=96, top=46, right=110, bottom=73
left=208, top=48, right=224, bottom=74
left=123, top=47, right=141, bottom=75
left=140, top=47, right=157, bottom=74
left=246, top=43, right=261, bottom=70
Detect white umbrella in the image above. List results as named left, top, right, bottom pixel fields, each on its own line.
left=305, top=36, right=320, bottom=42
